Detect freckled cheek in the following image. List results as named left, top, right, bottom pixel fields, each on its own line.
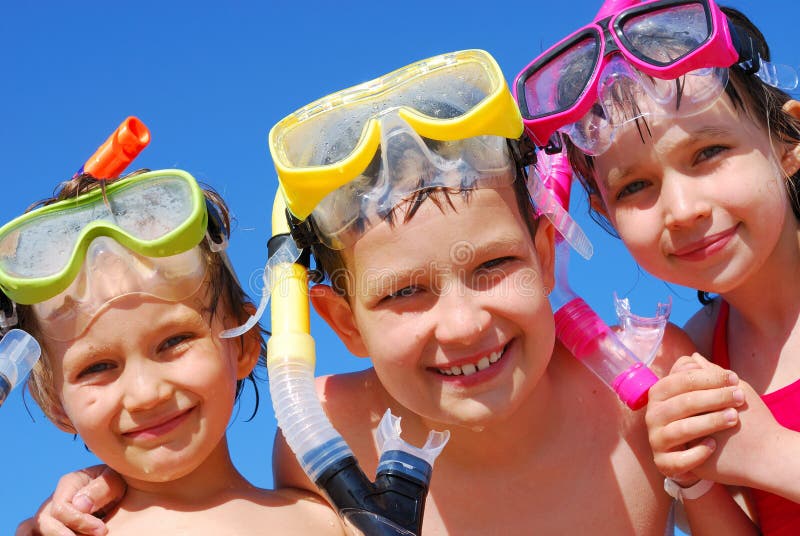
left=614, top=216, right=661, bottom=252
left=190, top=360, right=238, bottom=401
left=365, top=317, right=426, bottom=369
left=508, top=268, right=547, bottom=300
left=62, top=390, right=113, bottom=433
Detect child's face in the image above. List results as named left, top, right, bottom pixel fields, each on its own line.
left=590, top=95, right=800, bottom=294
left=45, top=291, right=254, bottom=484
left=319, top=184, right=556, bottom=427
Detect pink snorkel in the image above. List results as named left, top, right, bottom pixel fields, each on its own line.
left=534, top=148, right=659, bottom=409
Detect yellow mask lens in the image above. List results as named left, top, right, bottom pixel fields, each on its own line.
left=270, top=49, right=523, bottom=220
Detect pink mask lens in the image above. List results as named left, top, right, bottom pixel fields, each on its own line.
left=515, top=0, right=738, bottom=147
left=522, top=36, right=599, bottom=119
left=618, top=3, right=712, bottom=66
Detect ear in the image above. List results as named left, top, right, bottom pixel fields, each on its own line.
left=589, top=192, right=609, bottom=219
left=309, top=284, right=369, bottom=357
left=780, top=100, right=800, bottom=177
left=234, top=303, right=262, bottom=379
left=533, top=218, right=557, bottom=291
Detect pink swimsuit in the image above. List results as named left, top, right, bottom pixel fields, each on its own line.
left=712, top=300, right=800, bottom=535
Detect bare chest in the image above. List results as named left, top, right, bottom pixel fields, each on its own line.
left=419, top=444, right=670, bottom=535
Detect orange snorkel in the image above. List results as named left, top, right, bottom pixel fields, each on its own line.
left=77, top=116, right=151, bottom=179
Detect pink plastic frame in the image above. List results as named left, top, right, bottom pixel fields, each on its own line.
left=514, top=0, right=738, bottom=146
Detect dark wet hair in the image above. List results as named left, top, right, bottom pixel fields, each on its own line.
left=311, top=140, right=540, bottom=296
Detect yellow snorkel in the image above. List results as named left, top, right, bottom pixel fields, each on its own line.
left=223, top=189, right=446, bottom=536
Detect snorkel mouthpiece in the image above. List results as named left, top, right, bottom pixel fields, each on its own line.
left=316, top=411, right=449, bottom=535
left=0, top=329, right=41, bottom=408
left=78, top=116, right=151, bottom=179
left=538, top=147, right=660, bottom=409
left=262, top=192, right=447, bottom=535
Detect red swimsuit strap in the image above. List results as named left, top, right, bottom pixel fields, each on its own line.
left=711, top=300, right=731, bottom=369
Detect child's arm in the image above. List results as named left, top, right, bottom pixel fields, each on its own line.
left=679, top=483, right=760, bottom=535
left=16, top=465, right=125, bottom=536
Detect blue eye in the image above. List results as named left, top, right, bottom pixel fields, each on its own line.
left=616, top=180, right=648, bottom=200
left=481, top=257, right=513, bottom=269
left=388, top=286, right=419, bottom=299
left=158, top=334, right=192, bottom=352
left=695, top=145, right=726, bottom=163
left=78, top=362, right=115, bottom=378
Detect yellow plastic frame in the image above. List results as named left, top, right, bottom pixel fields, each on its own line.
left=270, top=49, right=523, bottom=220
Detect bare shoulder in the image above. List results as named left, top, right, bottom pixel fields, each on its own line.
left=683, top=298, right=721, bottom=356
left=212, top=487, right=345, bottom=535
left=273, top=368, right=385, bottom=490
left=316, top=367, right=384, bottom=408
left=104, top=487, right=345, bottom=536
left=649, top=322, right=697, bottom=377
left=258, top=488, right=345, bottom=535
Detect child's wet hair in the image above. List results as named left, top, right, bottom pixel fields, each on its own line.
left=311, top=141, right=540, bottom=296
left=19, top=171, right=266, bottom=426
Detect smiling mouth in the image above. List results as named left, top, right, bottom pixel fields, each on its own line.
left=672, top=225, right=738, bottom=259
left=436, top=346, right=506, bottom=377
left=123, top=408, right=194, bottom=440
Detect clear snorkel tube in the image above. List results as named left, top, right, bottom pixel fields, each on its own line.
left=528, top=142, right=663, bottom=410
left=224, top=191, right=448, bottom=536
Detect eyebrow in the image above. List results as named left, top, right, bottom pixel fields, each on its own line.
left=605, top=124, right=737, bottom=185
left=362, top=234, right=527, bottom=290
left=65, top=305, right=206, bottom=357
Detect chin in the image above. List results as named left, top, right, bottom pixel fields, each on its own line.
left=429, top=396, right=524, bottom=430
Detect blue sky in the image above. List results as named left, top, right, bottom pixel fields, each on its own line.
left=0, top=1, right=793, bottom=531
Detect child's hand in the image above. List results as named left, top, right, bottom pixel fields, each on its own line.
left=691, top=373, right=783, bottom=489
left=645, top=353, right=744, bottom=485
left=15, top=465, right=125, bottom=536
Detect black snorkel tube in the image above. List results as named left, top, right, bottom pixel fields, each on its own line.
left=232, top=192, right=449, bottom=535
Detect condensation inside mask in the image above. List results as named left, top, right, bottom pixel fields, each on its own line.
left=33, top=237, right=207, bottom=341
left=312, top=112, right=516, bottom=249
left=563, top=55, right=729, bottom=155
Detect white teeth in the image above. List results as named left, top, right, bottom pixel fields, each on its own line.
left=438, top=348, right=504, bottom=376
left=461, top=363, right=477, bottom=376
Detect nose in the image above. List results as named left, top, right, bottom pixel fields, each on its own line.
left=661, top=173, right=712, bottom=229
left=121, top=357, right=173, bottom=411
left=81, top=237, right=140, bottom=302
left=433, top=283, right=491, bottom=346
